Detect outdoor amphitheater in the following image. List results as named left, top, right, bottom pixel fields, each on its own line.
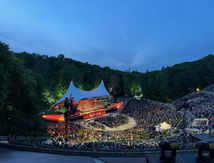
left=2, top=81, right=214, bottom=162
left=28, top=81, right=214, bottom=162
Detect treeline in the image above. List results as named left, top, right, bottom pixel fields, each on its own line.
left=0, top=42, right=47, bottom=135
left=1, top=41, right=214, bottom=135
left=16, top=49, right=214, bottom=103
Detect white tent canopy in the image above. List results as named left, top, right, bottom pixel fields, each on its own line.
left=55, top=80, right=111, bottom=104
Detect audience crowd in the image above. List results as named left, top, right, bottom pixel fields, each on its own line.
left=18, top=84, right=214, bottom=151
left=95, top=114, right=128, bottom=128
left=41, top=138, right=159, bottom=152
left=174, top=92, right=214, bottom=118
left=122, top=99, right=184, bottom=132
left=203, top=84, right=214, bottom=93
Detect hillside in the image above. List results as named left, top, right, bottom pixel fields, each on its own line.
left=1, top=41, right=214, bottom=135
left=1, top=41, right=214, bottom=105
left=16, top=50, right=214, bottom=103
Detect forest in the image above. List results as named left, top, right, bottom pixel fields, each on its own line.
left=0, top=41, right=214, bottom=135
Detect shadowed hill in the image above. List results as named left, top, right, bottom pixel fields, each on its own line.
left=1, top=41, right=214, bottom=135
left=16, top=50, right=214, bottom=103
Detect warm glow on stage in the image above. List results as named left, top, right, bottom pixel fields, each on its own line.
left=43, top=99, right=125, bottom=122
left=42, top=114, right=65, bottom=122
left=112, top=101, right=124, bottom=109
left=83, top=109, right=106, bottom=119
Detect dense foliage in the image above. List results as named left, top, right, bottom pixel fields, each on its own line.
left=0, top=42, right=47, bottom=135
left=0, top=41, right=214, bottom=135
left=16, top=49, right=214, bottom=103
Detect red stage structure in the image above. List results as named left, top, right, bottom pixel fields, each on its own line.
left=42, top=80, right=125, bottom=122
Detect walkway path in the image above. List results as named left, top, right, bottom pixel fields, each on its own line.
left=0, top=147, right=202, bottom=163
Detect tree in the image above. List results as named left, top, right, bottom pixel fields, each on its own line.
left=129, top=82, right=143, bottom=98
left=109, top=74, right=123, bottom=101
left=57, top=54, right=65, bottom=60
left=0, top=42, right=47, bottom=135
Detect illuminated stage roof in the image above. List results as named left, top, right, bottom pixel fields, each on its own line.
left=55, top=80, right=110, bottom=104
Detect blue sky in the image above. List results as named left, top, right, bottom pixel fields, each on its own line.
left=0, top=0, right=214, bottom=72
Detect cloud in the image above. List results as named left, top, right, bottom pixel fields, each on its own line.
left=1, top=0, right=214, bottom=72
